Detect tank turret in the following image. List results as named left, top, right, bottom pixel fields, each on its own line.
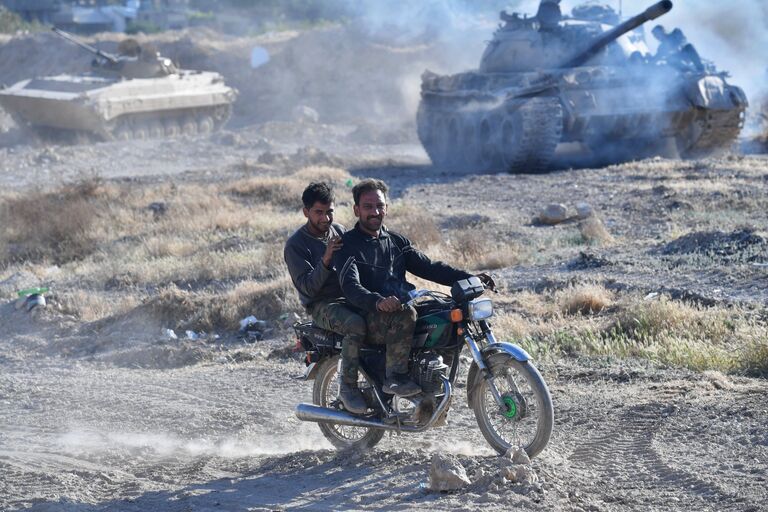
left=481, top=0, right=671, bottom=73
left=563, top=0, right=671, bottom=67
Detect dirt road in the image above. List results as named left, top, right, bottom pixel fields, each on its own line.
left=1, top=318, right=766, bottom=511
left=1, top=124, right=767, bottom=510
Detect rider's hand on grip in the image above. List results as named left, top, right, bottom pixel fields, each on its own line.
left=477, top=272, right=497, bottom=292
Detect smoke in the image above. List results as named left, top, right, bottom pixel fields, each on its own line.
left=607, top=0, right=768, bottom=107
left=347, top=0, right=768, bottom=111
left=58, top=429, right=332, bottom=458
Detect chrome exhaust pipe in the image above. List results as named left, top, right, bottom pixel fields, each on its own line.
left=296, top=377, right=452, bottom=433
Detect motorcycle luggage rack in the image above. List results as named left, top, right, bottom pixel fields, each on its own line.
left=293, top=322, right=344, bottom=353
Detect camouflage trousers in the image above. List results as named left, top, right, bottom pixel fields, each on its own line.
left=309, top=300, right=417, bottom=383
left=363, top=305, right=417, bottom=379
left=308, top=299, right=366, bottom=384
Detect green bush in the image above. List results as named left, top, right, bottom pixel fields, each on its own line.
left=0, top=6, right=42, bottom=34
left=125, top=20, right=162, bottom=35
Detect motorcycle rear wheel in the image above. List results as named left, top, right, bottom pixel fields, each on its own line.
left=471, top=353, right=553, bottom=457
left=313, top=355, right=385, bottom=451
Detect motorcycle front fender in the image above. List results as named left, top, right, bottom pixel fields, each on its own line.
left=466, top=342, right=531, bottom=408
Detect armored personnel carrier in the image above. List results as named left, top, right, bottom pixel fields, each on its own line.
left=0, top=29, right=237, bottom=142
left=417, top=0, right=747, bottom=172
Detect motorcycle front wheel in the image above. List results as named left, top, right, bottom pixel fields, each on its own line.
left=313, top=355, right=385, bottom=451
left=471, top=353, right=554, bottom=457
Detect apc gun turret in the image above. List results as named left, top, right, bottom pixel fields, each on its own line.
left=417, top=0, right=747, bottom=173
left=0, top=30, right=237, bottom=142
left=52, top=28, right=120, bottom=66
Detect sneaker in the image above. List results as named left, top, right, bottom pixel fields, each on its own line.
left=382, top=373, right=422, bottom=397
left=339, top=380, right=368, bottom=414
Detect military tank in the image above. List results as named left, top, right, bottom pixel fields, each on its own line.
left=0, top=29, right=237, bottom=142
left=416, top=0, right=747, bottom=172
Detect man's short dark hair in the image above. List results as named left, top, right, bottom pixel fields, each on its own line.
left=302, top=182, right=335, bottom=209
left=352, top=178, right=389, bottom=205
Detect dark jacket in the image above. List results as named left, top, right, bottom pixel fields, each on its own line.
left=284, top=223, right=345, bottom=307
left=334, top=223, right=472, bottom=313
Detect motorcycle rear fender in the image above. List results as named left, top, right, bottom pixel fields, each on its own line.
left=466, top=342, right=530, bottom=408
left=302, top=362, right=319, bottom=380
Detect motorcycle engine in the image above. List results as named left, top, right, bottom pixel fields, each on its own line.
left=412, top=353, right=449, bottom=394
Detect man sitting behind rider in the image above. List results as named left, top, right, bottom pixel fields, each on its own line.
left=334, top=178, right=494, bottom=398
left=284, top=182, right=368, bottom=414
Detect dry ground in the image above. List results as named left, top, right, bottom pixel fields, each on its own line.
left=0, top=123, right=767, bottom=511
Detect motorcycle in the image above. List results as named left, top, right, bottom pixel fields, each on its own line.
left=293, top=276, right=554, bottom=457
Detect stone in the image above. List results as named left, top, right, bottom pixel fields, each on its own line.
left=504, top=445, right=531, bottom=465
left=576, top=202, right=594, bottom=219
left=502, top=464, right=539, bottom=484
left=291, top=105, right=320, bottom=124
left=538, top=203, right=569, bottom=225
left=428, top=453, right=471, bottom=491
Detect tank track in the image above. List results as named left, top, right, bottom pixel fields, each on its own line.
left=678, top=107, right=744, bottom=158
left=417, top=96, right=562, bottom=173
left=108, top=104, right=232, bottom=142
left=23, top=105, right=232, bottom=144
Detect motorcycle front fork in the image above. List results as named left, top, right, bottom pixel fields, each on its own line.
left=463, top=322, right=506, bottom=409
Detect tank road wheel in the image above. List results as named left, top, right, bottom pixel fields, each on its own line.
left=500, top=111, right=524, bottom=170
left=212, top=104, right=233, bottom=130
left=417, top=101, right=447, bottom=168
left=164, top=119, right=181, bottom=138
left=197, top=115, right=215, bottom=136
left=500, top=97, right=563, bottom=174
left=113, top=122, right=133, bottom=141
left=478, top=114, right=503, bottom=171
left=461, top=117, right=481, bottom=167
left=132, top=123, right=148, bottom=141
left=147, top=121, right=165, bottom=139
left=181, top=116, right=198, bottom=137
left=313, top=355, right=385, bottom=451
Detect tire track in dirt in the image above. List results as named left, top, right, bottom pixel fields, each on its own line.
left=568, top=402, right=744, bottom=509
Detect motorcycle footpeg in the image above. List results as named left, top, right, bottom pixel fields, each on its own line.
left=381, top=412, right=411, bottom=425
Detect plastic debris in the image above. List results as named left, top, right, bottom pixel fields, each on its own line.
left=185, top=330, right=199, bottom=340
left=16, top=287, right=49, bottom=312
left=239, top=315, right=267, bottom=342
left=163, top=328, right=178, bottom=340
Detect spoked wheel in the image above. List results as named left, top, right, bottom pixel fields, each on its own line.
left=312, top=355, right=385, bottom=451
left=471, top=353, right=553, bottom=457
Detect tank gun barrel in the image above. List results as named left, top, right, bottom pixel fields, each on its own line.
left=52, top=27, right=119, bottom=65
left=561, top=0, right=672, bottom=68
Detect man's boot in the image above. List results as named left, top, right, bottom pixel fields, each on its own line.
left=339, top=380, right=368, bottom=414
left=383, top=372, right=421, bottom=397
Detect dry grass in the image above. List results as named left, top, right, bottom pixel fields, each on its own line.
left=579, top=217, right=613, bottom=245
left=492, top=290, right=768, bottom=375
left=0, top=168, right=354, bottom=330
left=556, top=283, right=613, bottom=315
left=2, top=165, right=766, bottom=378
left=0, top=178, right=107, bottom=265
left=386, top=203, right=442, bottom=248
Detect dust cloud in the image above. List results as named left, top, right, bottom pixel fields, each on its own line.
left=58, top=429, right=332, bottom=458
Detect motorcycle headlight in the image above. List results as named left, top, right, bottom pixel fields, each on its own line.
left=467, top=298, right=493, bottom=320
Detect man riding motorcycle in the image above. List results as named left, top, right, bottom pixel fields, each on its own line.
left=333, top=178, right=495, bottom=398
